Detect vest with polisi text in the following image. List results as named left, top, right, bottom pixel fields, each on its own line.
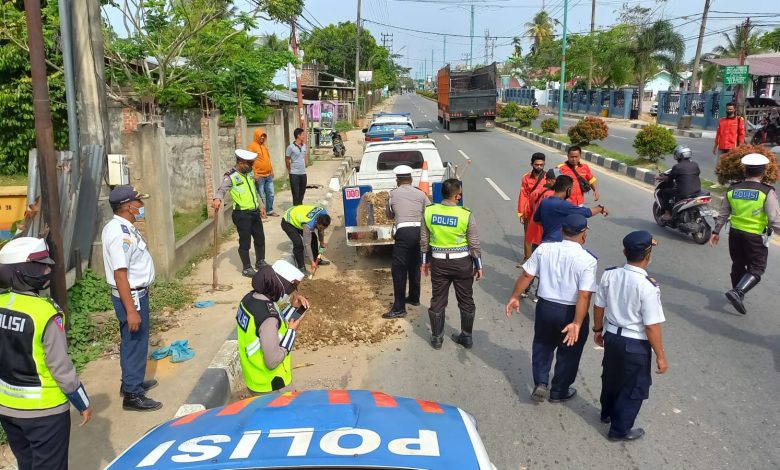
left=727, top=181, right=772, bottom=235
left=424, top=204, right=471, bottom=252
left=227, top=169, right=260, bottom=210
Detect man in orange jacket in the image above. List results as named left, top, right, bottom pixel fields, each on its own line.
left=249, top=128, right=278, bottom=217
left=713, top=102, right=745, bottom=156
left=518, top=153, right=548, bottom=261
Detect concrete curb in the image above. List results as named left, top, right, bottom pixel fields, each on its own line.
left=629, top=122, right=703, bottom=138
left=496, top=121, right=660, bottom=186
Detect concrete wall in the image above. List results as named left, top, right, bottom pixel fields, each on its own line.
left=166, top=135, right=205, bottom=212
left=247, top=104, right=297, bottom=179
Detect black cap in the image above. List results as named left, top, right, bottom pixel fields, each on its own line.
left=623, top=230, right=657, bottom=253
left=108, top=185, right=149, bottom=205
left=562, top=214, right=588, bottom=234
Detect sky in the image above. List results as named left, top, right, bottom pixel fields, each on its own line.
left=246, top=0, right=779, bottom=81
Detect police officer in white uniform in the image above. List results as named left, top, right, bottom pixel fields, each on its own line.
left=101, top=185, right=161, bottom=411
left=592, top=230, right=668, bottom=442
left=506, top=214, right=597, bottom=403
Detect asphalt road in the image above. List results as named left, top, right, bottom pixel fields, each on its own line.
left=362, top=93, right=780, bottom=469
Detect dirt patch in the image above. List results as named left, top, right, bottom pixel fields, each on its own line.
left=357, top=191, right=391, bottom=225
left=295, top=268, right=402, bottom=350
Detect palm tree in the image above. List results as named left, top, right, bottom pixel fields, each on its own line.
left=700, top=27, right=766, bottom=91
left=524, top=10, right=554, bottom=54
left=511, top=36, right=523, bottom=57
left=629, top=20, right=684, bottom=115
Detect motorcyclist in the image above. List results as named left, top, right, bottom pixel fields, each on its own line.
left=655, top=145, right=701, bottom=221
left=767, top=107, right=780, bottom=143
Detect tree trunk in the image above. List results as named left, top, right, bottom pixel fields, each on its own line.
left=637, top=74, right=645, bottom=116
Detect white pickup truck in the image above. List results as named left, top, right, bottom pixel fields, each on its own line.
left=342, top=138, right=456, bottom=251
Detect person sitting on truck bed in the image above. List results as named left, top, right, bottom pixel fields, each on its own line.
left=281, top=205, right=332, bottom=274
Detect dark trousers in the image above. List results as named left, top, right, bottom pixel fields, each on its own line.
left=532, top=298, right=589, bottom=396
left=290, top=173, right=307, bottom=206
left=600, top=332, right=652, bottom=437
left=281, top=219, right=318, bottom=269
left=391, top=227, right=422, bottom=311
left=232, top=209, right=265, bottom=268
left=728, top=228, right=768, bottom=287
left=112, top=291, right=150, bottom=395
left=429, top=256, right=475, bottom=334
left=657, top=187, right=676, bottom=213
left=0, top=412, right=70, bottom=470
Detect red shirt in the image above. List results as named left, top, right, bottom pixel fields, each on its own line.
left=557, top=162, right=595, bottom=206
left=526, top=187, right=554, bottom=246
left=517, top=171, right=546, bottom=218
left=715, top=116, right=745, bottom=150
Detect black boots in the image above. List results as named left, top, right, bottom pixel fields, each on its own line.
left=239, top=249, right=255, bottom=277
left=725, top=274, right=759, bottom=315
left=429, top=310, right=445, bottom=350
left=452, top=312, right=474, bottom=348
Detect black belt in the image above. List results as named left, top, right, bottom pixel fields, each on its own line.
left=234, top=207, right=259, bottom=212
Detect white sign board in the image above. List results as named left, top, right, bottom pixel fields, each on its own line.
left=359, top=70, right=373, bottom=83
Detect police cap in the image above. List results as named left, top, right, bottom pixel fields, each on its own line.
left=623, top=230, right=657, bottom=253
left=235, top=149, right=257, bottom=161
left=272, top=260, right=305, bottom=283
left=108, top=185, right=149, bottom=205
left=393, top=165, right=413, bottom=177
left=0, top=237, right=55, bottom=265
left=741, top=153, right=769, bottom=167
left=562, top=214, right=588, bottom=234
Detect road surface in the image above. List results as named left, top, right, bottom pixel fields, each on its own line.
left=358, top=93, right=780, bottom=469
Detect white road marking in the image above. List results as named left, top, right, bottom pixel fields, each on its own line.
left=435, top=125, right=440, bottom=129
left=485, top=178, right=511, bottom=201
left=613, top=135, right=629, bottom=140
left=458, top=149, right=471, bottom=160
left=444, top=134, right=450, bottom=140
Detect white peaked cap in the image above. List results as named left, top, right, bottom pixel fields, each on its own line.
left=235, top=149, right=257, bottom=161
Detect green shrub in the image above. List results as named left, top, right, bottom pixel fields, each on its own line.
left=633, top=124, right=677, bottom=163
left=499, top=101, right=520, bottom=119
left=567, top=116, right=608, bottom=145
left=514, top=106, right=539, bottom=128
left=334, top=121, right=352, bottom=133
left=541, top=118, right=558, bottom=133
left=67, top=269, right=115, bottom=371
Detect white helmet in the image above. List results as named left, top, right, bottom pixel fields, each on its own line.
left=672, top=145, right=692, bottom=161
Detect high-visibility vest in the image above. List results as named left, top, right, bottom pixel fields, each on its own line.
left=423, top=203, right=471, bottom=251
left=235, top=293, right=291, bottom=393
left=0, top=291, right=68, bottom=411
left=727, top=181, right=772, bottom=235
left=227, top=170, right=260, bottom=210
left=283, top=205, right=326, bottom=230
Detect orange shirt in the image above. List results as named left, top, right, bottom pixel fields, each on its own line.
left=517, top=171, right=546, bottom=217
left=715, top=116, right=745, bottom=150
left=526, top=187, right=554, bottom=246
left=249, top=128, right=273, bottom=177
left=557, top=162, right=595, bottom=206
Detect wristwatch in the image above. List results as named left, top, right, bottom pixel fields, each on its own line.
left=592, top=326, right=603, bottom=333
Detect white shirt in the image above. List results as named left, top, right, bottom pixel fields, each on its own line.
left=595, top=264, right=665, bottom=336
left=101, top=215, right=155, bottom=289
left=522, top=240, right=598, bottom=305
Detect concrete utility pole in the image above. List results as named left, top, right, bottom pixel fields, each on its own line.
left=355, top=0, right=362, bottom=116
left=469, top=3, right=475, bottom=68
left=431, top=50, right=434, bottom=76
left=735, top=17, right=751, bottom=115
left=690, top=0, right=711, bottom=94
left=23, top=0, right=68, bottom=315
left=558, top=0, right=569, bottom=130
left=586, top=0, right=595, bottom=91
left=290, top=19, right=306, bottom=131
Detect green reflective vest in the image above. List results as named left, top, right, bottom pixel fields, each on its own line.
left=236, top=294, right=291, bottom=393
left=0, top=291, right=68, bottom=411
left=727, top=181, right=771, bottom=235
left=228, top=170, right=259, bottom=211
left=424, top=203, right=471, bottom=250
left=284, top=205, right=325, bottom=230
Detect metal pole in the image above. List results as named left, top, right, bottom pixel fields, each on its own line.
left=355, top=0, right=362, bottom=116
left=443, top=35, right=447, bottom=67
left=586, top=0, right=595, bottom=91
left=735, top=17, right=750, bottom=116
left=290, top=19, right=306, bottom=131
left=57, top=0, right=78, bottom=158
left=690, top=0, right=711, bottom=93
left=558, top=0, right=568, bottom=130
left=469, top=4, right=475, bottom=68
left=23, top=0, right=68, bottom=317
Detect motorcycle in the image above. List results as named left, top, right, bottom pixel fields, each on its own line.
left=653, top=170, right=715, bottom=245
left=750, top=117, right=779, bottom=145
left=331, top=129, right=346, bottom=158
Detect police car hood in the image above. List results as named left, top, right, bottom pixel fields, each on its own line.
left=107, top=390, right=486, bottom=469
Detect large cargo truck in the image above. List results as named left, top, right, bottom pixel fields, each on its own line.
left=437, top=63, right=497, bottom=132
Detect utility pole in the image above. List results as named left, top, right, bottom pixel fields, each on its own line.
left=23, top=0, right=68, bottom=314
left=586, top=0, right=595, bottom=91
left=735, top=17, right=751, bottom=115
left=355, top=0, right=362, bottom=116
left=484, top=29, right=490, bottom=66
left=443, top=35, right=447, bottom=68
left=558, top=0, right=569, bottom=130
left=431, top=50, right=434, bottom=76
left=469, top=3, right=475, bottom=68
left=690, top=0, right=711, bottom=93
left=290, top=19, right=305, bottom=131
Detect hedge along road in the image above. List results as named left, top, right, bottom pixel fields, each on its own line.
left=359, top=93, right=780, bottom=469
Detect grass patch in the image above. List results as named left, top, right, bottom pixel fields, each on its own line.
left=274, top=176, right=290, bottom=195
left=521, top=126, right=543, bottom=134
left=0, top=173, right=28, bottom=186
left=701, top=178, right=727, bottom=195
left=173, top=205, right=208, bottom=241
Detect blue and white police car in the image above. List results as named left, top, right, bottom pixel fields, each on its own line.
left=107, top=389, right=496, bottom=469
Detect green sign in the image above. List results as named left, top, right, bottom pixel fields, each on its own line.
left=723, top=65, right=749, bottom=86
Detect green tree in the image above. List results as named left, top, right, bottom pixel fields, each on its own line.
left=628, top=20, right=684, bottom=115
left=525, top=10, right=554, bottom=55
left=760, top=28, right=780, bottom=52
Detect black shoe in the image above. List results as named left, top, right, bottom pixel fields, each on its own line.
left=317, top=258, right=331, bottom=266
left=119, top=379, right=158, bottom=397
left=600, top=416, right=611, bottom=424
left=405, top=298, right=421, bottom=307
left=608, top=428, right=645, bottom=441
left=531, top=384, right=548, bottom=402
left=725, top=290, right=746, bottom=314
left=451, top=332, right=473, bottom=349
left=549, top=387, right=577, bottom=403
left=255, top=260, right=268, bottom=270
left=431, top=335, right=443, bottom=350
left=242, top=267, right=257, bottom=278
left=382, top=309, right=407, bottom=319
left=123, top=394, right=163, bottom=412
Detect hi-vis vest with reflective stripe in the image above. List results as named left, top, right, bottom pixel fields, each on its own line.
left=228, top=170, right=260, bottom=210
left=284, top=205, right=325, bottom=230
left=0, top=291, right=67, bottom=410
left=727, top=181, right=771, bottom=235
left=236, top=295, right=291, bottom=393
left=424, top=203, right=471, bottom=251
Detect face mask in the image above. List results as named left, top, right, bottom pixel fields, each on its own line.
left=133, top=206, right=145, bottom=221
left=23, top=272, right=51, bottom=291
left=727, top=111, right=735, bottom=117
left=240, top=164, right=252, bottom=175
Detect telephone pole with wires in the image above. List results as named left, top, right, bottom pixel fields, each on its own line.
left=735, top=17, right=751, bottom=115
left=290, top=18, right=306, bottom=131
left=690, top=0, right=711, bottom=94
left=355, top=0, right=362, bottom=116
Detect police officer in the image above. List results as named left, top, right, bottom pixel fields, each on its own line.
left=711, top=153, right=780, bottom=314
left=101, top=185, right=162, bottom=411
left=213, top=149, right=267, bottom=278
left=384, top=165, right=431, bottom=319
left=0, top=237, right=92, bottom=470
left=421, top=178, right=483, bottom=350
left=281, top=204, right=332, bottom=273
left=237, top=261, right=309, bottom=393
left=592, top=231, right=667, bottom=442
left=506, top=214, right=597, bottom=403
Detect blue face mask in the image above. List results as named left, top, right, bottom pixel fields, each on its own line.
left=135, top=206, right=145, bottom=221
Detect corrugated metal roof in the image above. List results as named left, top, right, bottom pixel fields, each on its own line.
left=267, top=89, right=315, bottom=105
left=706, top=53, right=780, bottom=77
